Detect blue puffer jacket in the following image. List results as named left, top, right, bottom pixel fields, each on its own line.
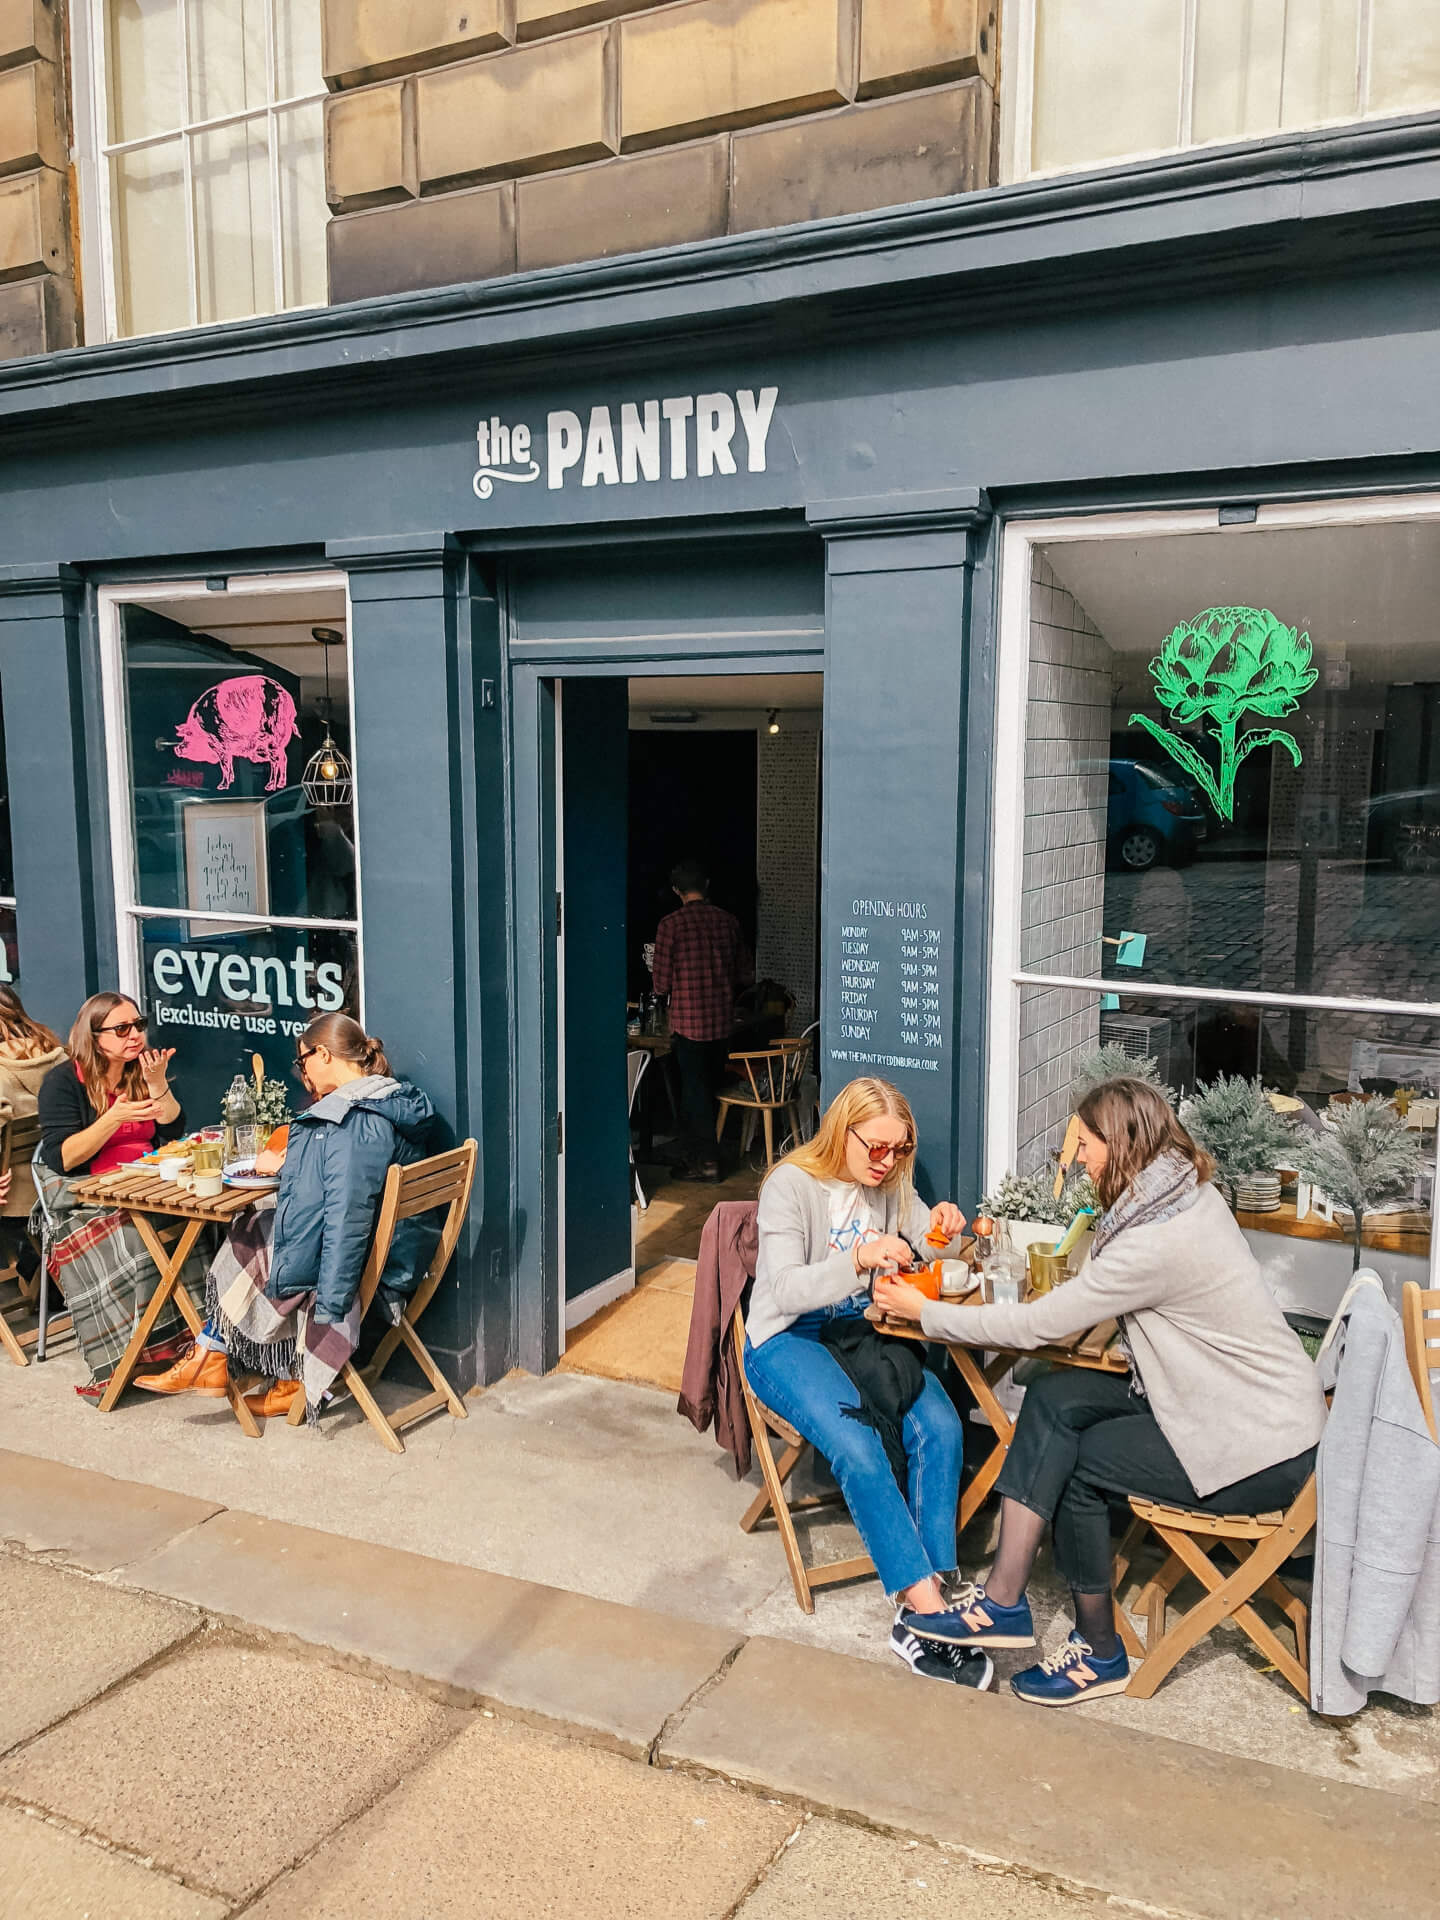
left=267, top=1075, right=438, bottom=1324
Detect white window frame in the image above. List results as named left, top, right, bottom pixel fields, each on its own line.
left=1003, top=0, right=1401, bottom=184
left=96, top=569, right=364, bottom=1023
left=72, top=0, right=328, bottom=342
left=988, top=492, right=1440, bottom=1285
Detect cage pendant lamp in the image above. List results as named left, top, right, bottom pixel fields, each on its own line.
left=301, top=627, right=353, bottom=807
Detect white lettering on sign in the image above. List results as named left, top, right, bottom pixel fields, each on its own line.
left=150, top=943, right=345, bottom=1015
left=472, top=387, right=780, bottom=501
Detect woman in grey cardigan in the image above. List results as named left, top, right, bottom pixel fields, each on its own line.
left=749, top=1076, right=991, bottom=1689
left=877, top=1077, right=1325, bottom=1708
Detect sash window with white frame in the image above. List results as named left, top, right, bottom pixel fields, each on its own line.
left=1004, top=0, right=1440, bottom=182
left=78, top=0, right=327, bottom=340
left=989, top=499, right=1440, bottom=1308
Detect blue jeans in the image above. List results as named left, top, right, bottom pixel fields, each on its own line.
left=745, top=1303, right=964, bottom=1597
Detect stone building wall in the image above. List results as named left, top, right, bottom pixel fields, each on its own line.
left=322, top=0, right=998, bottom=301
left=0, top=0, right=78, bottom=359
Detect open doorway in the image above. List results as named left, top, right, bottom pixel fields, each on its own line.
left=556, top=670, right=823, bottom=1391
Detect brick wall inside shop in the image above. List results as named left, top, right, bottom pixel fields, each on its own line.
left=1015, top=554, right=1112, bottom=1174
left=0, top=1, right=79, bottom=360
left=755, top=716, right=819, bottom=1032
left=322, top=0, right=998, bottom=301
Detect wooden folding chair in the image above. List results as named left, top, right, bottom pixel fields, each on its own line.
left=732, top=1302, right=875, bottom=1613
left=1111, top=1478, right=1317, bottom=1700
left=0, top=1115, right=73, bottom=1366
left=287, top=1140, right=477, bottom=1454
left=716, top=1039, right=811, bottom=1170
left=1401, top=1281, right=1440, bottom=1442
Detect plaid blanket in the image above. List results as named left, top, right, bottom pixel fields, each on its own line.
left=35, top=1162, right=201, bottom=1389
left=205, top=1195, right=363, bottom=1419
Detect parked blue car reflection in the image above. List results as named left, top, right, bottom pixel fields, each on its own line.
left=1104, top=758, right=1207, bottom=872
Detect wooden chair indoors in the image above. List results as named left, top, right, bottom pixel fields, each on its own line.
left=285, top=1139, right=477, bottom=1454
left=732, top=1301, right=874, bottom=1613
left=1401, top=1280, right=1440, bottom=1442
left=715, top=1037, right=812, bottom=1171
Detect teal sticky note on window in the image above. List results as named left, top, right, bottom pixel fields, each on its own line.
left=1115, top=931, right=1147, bottom=968
left=1100, top=992, right=1120, bottom=1011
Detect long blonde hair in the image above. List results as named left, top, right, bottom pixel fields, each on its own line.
left=770, top=1076, right=917, bottom=1195
left=0, top=985, right=59, bottom=1058
left=68, top=992, right=148, bottom=1113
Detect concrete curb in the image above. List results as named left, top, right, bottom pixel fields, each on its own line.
left=3, top=1448, right=1435, bottom=1919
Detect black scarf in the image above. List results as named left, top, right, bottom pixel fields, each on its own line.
left=820, top=1316, right=926, bottom=1496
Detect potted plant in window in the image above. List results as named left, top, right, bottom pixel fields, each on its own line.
left=1288, top=1096, right=1423, bottom=1272
left=1177, top=1075, right=1294, bottom=1213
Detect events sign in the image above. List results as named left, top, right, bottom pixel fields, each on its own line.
left=472, top=385, right=780, bottom=500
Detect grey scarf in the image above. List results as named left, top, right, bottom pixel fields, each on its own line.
left=1091, top=1149, right=1202, bottom=1260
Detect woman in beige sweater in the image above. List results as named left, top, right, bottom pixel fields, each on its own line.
left=876, top=1077, right=1324, bottom=1707
left=0, top=986, right=66, bottom=1281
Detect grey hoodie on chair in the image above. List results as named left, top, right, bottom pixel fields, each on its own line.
left=1312, top=1274, right=1440, bottom=1715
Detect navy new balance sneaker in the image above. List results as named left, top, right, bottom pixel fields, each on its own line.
left=889, top=1623, right=995, bottom=1690
left=896, top=1581, right=1035, bottom=1649
left=1010, top=1632, right=1131, bottom=1706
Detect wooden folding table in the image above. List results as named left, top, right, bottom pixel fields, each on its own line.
left=866, top=1304, right=1130, bottom=1531
left=68, top=1167, right=263, bottom=1428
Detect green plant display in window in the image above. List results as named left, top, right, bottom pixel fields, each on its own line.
left=1130, top=606, right=1318, bottom=821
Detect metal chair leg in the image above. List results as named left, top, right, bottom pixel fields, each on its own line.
left=36, top=1247, right=48, bottom=1361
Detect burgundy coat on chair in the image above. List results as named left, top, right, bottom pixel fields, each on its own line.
left=678, top=1200, right=759, bottom=1475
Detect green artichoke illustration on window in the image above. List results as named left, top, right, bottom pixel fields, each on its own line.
left=1129, top=606, right=1318, bottom=822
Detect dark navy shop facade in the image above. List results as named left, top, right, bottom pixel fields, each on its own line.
left=6, top=115, right=1440, bottom=1387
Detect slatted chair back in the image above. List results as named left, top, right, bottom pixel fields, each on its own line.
left=734, top=1045, right=808, bottom=1108
left=730, top=1297, right=874, bottom=1614
left=288, top=1139, right=477, bottom=1453
left=1401, top=1281, right=1440, bottom=1442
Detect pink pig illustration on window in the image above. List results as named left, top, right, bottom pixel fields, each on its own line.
left=174, top=675, right=299, bottom=793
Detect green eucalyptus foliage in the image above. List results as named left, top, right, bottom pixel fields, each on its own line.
left=1289, top=1097, right=1422, bottom=1272
left=1069, top=1046, right=1174, bottom=1109
left=978, top=1167, right=1098, bottom=1228
left=1177, top=1075, right=1295, bottom=1209
left=1130, top=607, right=1318, bottom=821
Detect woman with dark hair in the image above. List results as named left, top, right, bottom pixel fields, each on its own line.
left=877, top=1076, right=1325, bottom=1706
left=33, top=992, right=193, bottom=1397
left=137, top=1012, right=437, bottom=1420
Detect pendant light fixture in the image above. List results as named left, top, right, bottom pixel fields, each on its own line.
left=301, top=626, right=353, bottom=807
left=766, top=708, right=781, bottom=735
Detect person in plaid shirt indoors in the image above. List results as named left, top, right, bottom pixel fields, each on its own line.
left=651, top=857, right=753, bottom=1182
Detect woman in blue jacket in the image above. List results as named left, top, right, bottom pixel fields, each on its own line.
left=137, top=1013, right=437, bottom=1419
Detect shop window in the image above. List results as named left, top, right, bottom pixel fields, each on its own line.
left=102, top=581, right=359, bottom=1122
left=1012, top=0, right=1440, bottom=180
left=994, top=506, right=1440, bottom=1307
left=79, top=0, right=327, bottom=339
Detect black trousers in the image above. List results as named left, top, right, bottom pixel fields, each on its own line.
left=996, top=1367, right=1316, bottom=1594
left=670, top=1034, right=730, bottom=1167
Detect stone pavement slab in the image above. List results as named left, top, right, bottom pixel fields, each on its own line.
left=737, top=1819, right=1116, bottom=1918
left=122, top=1506, right=740, bottom=1756
left=0, top=1556, right=199, bottom=1752
left=246, top=1710, right=797, bottom=1919
left=661, top=1635, right=1438, bottom=1920
left=0, top=1448, right=222, bottom=1573
left=0, top=1639, right=458, bottom=1901
left=0, top=1806, right=228, bottom=1920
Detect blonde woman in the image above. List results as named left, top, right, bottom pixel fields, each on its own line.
left=747, top=1077, right=989, bottom=1688
left=0, top=985, right=65, bottom=1276
left=877, top=1078, right=1323, bottom=1707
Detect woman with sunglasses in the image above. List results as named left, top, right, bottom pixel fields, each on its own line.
left=747, top=1077, right=990, bottom=1689
left=33, top=992, right=194, bottom=1397
left=137, top=1012, right=437, bottom=1421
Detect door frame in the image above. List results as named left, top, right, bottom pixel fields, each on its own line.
left=510, top=635, right=824, bottom=1371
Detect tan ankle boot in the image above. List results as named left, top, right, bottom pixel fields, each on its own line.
left=134, top=1344, right=229, bottom=1397
left=242, top=1378, right=302, bottom=1418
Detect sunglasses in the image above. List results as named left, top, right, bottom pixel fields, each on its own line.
left=848, top=1127, right=914, bottom=1166
left=97, top=1017, right=147, bottom=1039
